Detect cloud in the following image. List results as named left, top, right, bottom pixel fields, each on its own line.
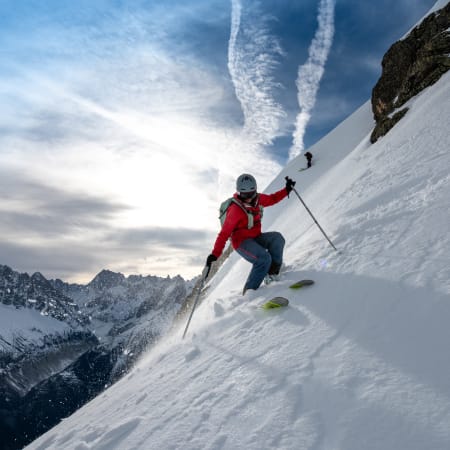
left=0, top=168, right=213, bottom=282
left=0, top=225, right=212, bottom=284
left=290, top=0, right=336, bottom=160
left=0, top=241, right=101, bottom=282
left=105, top=227, right=209, bottom=250
left=228, top=0, right=286, bottom=150
left=0, top=168, right=128, bottom=241
left=96, top=226, right=213, bottom=281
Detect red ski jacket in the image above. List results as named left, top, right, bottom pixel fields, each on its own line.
left=212, top=188, right=288, bottom=258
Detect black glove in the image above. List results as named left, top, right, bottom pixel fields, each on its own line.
left=285, top=176, right=296, bottom=195
left=206, top=254, right=217, bottom=266
left=205, top=254, right=218, bottom=278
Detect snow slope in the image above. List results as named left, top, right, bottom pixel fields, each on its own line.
left=0, top=303, right=71, bottom=354
left=27, top=72, right=450, bottom=450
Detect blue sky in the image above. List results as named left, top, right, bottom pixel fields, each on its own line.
left=0, top=0, right=438, bottom=282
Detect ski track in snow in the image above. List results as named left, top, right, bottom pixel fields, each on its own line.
left=27, top=72, right=450, bottom=450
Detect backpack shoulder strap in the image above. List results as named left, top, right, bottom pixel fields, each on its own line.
left=230, top=198, right=255, bottom=229
left=219, top=196, right=262, bottom=229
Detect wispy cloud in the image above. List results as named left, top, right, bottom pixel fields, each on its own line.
left=290, top=0, right=335, bottom=160
left=227, top=0, right=286, bottom=174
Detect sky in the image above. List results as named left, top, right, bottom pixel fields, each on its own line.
left=0, top=0, right=438, bottom=283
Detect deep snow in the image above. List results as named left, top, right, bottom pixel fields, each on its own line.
left=27, top=70, right=450, bottom=450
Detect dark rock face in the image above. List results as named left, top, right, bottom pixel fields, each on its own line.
left=371, top=3, right=450, bottom=143
left=0, top=345, right=115, bottom=450
left=0, top=265, right=87, bottom=326
left=88, top=269, right=127, bottom=291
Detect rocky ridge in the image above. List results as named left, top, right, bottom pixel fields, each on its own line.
left=371, top=2, right=450, bottom=142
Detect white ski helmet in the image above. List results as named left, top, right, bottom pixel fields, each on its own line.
left=236, top=174, right=257, bottom=196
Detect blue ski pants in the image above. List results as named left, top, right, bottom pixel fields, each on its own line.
left=236, top=231, right=285, bottom=291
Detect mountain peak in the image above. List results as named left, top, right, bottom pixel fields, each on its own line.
left=88, top=269, right=126, bottom=290
left=31, top=271, right=48, bottom=283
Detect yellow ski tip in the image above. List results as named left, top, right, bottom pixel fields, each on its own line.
left=289, top=279, right=314, bottom=289
left=261, top=297, right=289, bottom=309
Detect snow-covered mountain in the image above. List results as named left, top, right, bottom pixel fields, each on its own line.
left=0, top=265, right=191, bottom=450
left=25, top=3, right=450, bottom=450
left=0, top=264, right=94, bottom=392
left=54, top=269, right=189, bottom=341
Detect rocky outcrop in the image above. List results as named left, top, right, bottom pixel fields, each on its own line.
left=371, top=3, right=450, bottom=142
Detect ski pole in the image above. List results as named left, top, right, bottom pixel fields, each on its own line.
left=287, top=177, right=337, bottom=251
left=182, top=265, right=209, bottom=339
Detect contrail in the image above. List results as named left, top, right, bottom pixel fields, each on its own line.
left=290, top=0, right=335, bottom=161
left=228, top=0, right=286, bottom=151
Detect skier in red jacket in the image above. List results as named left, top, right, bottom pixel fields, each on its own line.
left=206, top=174, right=296, bottom=295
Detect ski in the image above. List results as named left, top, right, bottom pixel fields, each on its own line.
left=261, top=296, right=289, bottom=309
left=289, top=279, right=314, bottom=289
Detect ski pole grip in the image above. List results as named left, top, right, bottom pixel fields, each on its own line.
left=202, top=264, right=211, bottom=280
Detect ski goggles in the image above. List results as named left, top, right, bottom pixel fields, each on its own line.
left=239, top=190, right=257, bottom=200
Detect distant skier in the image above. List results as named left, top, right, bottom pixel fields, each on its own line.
left=206, top=174, right=296, bottom=295
left=305, top=151, right=313, bottom=168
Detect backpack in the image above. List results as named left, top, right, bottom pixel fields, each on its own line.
left=219, top=197, right=263, bottom=229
